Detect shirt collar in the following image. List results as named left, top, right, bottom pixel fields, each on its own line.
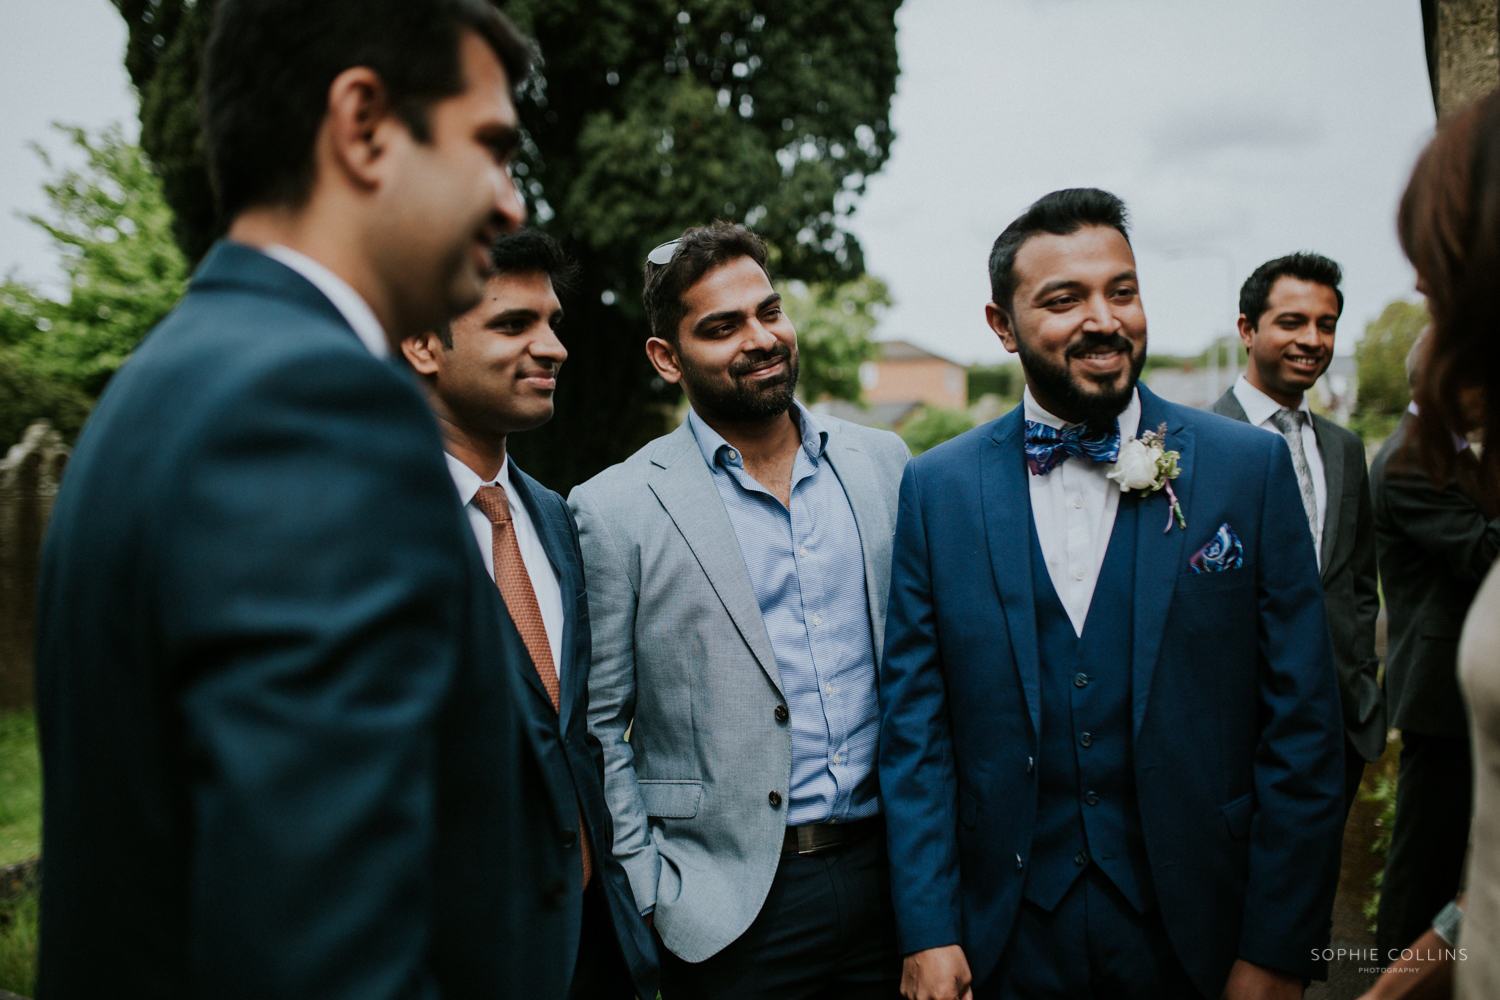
left=445, top=452, right=509, bottom=506
left=1022, top=385, right=1141, bottom=440
left=261, top=243, right=389, bottom=359
left=687, top=399, right=828, bottom=471
left=1232, top=374, right=1310, bottom=427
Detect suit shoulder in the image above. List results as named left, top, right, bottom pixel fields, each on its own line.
left=1185, top=404, right=1277, bottom=451
left=908, top=416, right=1002, bottom=473
left=819, top=414, right=909, bottom=460
left=568, top=428, right=682, bottom=507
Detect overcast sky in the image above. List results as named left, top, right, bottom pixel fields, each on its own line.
left=1, top=0, right=1435, bottom=361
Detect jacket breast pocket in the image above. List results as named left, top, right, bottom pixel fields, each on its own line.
left=1221, top=791, right=1254, bottom=839
left=639, top=779, right=702, bottom=819
left=1174, top=567, right=1253, bottom=595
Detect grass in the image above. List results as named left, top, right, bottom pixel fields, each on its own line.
left=0, top=713, right=40, bottom=868
left=0, top=889, right=37, bottom=997
left=1362, top=767, right=1398, bottom=933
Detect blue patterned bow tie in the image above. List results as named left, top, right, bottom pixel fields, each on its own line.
left=1024, top=420, right=1121, bottom=476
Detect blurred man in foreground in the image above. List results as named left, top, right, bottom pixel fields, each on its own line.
left=401, top=229, right=658, bottom=999
left=1212, top=252, right=1385, bottom=819
left=34, top=2, right=570, bottom=996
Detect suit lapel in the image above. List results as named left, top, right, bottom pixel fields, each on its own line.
left=507, top=462, right=584, bottom=729
left=647, top=423, right=784, bottom=696
left=1211, top=388, right=1249, bottom=423
left=1131, top=386, right=1194, bottom=740
left=821, top=428, right=891, bottom=665
left=980, top=409, right=1042, bottom=741
left=1312, top=416, right=1343, bottom=578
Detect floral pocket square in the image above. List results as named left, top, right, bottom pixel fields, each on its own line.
left=1189, top=523, right=1244, bottom=574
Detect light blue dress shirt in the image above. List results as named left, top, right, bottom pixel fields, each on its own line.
left=687, top=402, right=881, bottom=825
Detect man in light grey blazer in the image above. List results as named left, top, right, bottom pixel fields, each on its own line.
left=569, top=222, right=910, bottom=999
left=1211, top=252, right=1385, bottom=819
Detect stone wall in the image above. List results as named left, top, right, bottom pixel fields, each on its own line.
left=1427, top=0, right=1500, bottom=118
left=0, top=424, right=69, bottom=713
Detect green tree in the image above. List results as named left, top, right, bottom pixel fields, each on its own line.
left=0, top=125, right=188, bottom=447
left=899, top=406, right=974, bottom=456
left=112, top=0, right=903, bottom=491
left=1351, top=298, right=1428, bottom=442
left=780, top=274, right=887, bottom=403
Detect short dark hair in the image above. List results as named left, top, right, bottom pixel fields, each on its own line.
left=988, top=188, right=1131, bottom=313
left=436, top=229, right=579, bottom=348
left=642, top=222, right=769, bottom=343
left=203, top=0, right=532, bottom=222
left=1238, top=253, right=1345, bottom=327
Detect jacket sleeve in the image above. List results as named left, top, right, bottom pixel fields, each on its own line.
left=1239, top=436, right=1345, bottom=980
left=1380, top=465, right=1500, bottom=586
left=159, top=354, right=464, bottom=999
left=1350, top=452, right=1386, bottom=738
left=879, top=461, right=964, bottom=954
left=569, top=485, right=660, bottom=914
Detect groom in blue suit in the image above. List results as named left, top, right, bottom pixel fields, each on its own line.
left=880, top=190, right=1344, bottom=1000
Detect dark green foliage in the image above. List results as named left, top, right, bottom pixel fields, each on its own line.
left=0, top=127, right=189, bottom=448
left=780, top=275, right=887, bottom=403
left=1351, top=299, right=1428, bottom=443
left=899, top=406, right=974, bottom=456
left=967, top=363, right=1020, bottom=404
left=113, top=0, right=902, bottom=491
left=0, top=888, right=38, bottom=998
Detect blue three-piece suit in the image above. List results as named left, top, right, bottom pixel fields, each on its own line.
left=879, top=386, right=1345, bottom=998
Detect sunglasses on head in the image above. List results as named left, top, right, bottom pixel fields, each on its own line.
left=646, top=240, right=682, bottom=266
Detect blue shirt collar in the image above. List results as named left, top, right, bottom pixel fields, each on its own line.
left=687, top=399, right=828, bottom=471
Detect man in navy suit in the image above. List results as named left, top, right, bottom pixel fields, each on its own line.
left=880, top=189, right=1345, bottom=1000
left=34, top=3, right=576, bottom=997
left=401, top=229, right=659, bottom=999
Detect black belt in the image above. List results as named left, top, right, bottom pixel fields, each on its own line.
left=782, top=816, right=883, bottom=856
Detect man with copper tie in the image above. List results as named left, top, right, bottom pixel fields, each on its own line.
left=400, top=229, right=657, bottom=999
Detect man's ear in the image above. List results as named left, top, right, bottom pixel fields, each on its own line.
left=320, top=65, right=400, bottom=192
left=401, top=332, right=444, bottom=375
left=645, top=336, right=684, bottom=384
left=1235, top=314, right=1256, bottom=351
left=985, top=302, right=1020, bottom=354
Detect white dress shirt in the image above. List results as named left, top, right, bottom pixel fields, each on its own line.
left=262, top=243, right=389, bottom=359
left=1025, top=387, right=1141, bottom=636
left=445, top=453, right=566, bottom=677
left=1231, top=374, right=1325, bottom=561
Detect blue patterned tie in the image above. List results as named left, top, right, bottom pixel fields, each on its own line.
left=1024, top=420, right=1121, bottom=476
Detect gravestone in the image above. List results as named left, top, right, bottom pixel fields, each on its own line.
left=0, top=423, right=69, bottom=712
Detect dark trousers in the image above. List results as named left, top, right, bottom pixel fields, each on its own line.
left=658, top=831, right=900, bottom=1000
left=978, top=866, right=1201, bottom=1000
left=568, top=876, right=636, bottom=1000
left=1376, top=731, right=1473, bottom=958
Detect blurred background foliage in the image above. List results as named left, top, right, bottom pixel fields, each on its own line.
left=109, top=0, right=904, bottom=492
left=1350, top=298, right=1428, bottom=443
left=780, top=274, right=887, bottom=404
left=0, top=125, right=187, bottom=451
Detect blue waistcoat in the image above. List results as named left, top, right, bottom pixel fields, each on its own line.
left=1023, top=498, right=1156, bottom=914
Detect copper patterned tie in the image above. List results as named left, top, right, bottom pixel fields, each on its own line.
left=473, top=484, right=592, bottom=888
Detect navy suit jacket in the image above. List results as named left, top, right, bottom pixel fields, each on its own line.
left=878, top=386, right=1345, bottom=996
left=35, top=242, right=569, bottom=999
left=504, top=462, right=659, bottom=997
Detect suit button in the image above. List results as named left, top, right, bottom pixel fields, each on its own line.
left=775, top=705, right=789, bottom=723
left=1085, top=791, right=1100, bottom=806
left=1074, top=673, right=1089, bottom=689
left=561, top=829, right=577, bottom=848
left=1074, top=852, right=1088, bottom=867
left=1079, top=732, right=1093, bottom=748
left=769, top=790, right=782, bottom=808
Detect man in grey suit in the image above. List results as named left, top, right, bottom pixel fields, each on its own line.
left=1211, top=252, right=1385, bottom=817
left=1371, top=335, right=1500, bottom=957
left=569, top=222, right=910, bottom=999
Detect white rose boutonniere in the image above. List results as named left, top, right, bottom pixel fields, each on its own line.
left=1106, top=422, right=1186, bottom=532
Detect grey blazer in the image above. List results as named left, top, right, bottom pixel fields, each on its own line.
left=1212, top=389, right=1386, bottom=761
left=568, top=415, right=910, bottom=963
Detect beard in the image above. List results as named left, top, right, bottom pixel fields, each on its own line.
left=680, top=341, right=800, bottom=423
left=1016, top=330, right=1145, bottom=424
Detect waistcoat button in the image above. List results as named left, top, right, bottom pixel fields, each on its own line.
left=1074, top=673, right=1089, bottom=689
left=1085, top=791, right=1100, bottom=806
left=1080, top=732, right=1093, bottom=748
